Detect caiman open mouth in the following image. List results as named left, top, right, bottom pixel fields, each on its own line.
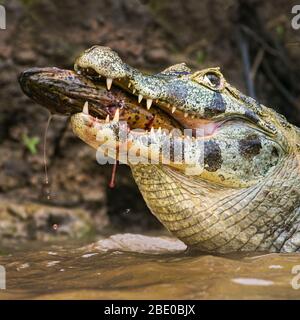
left=72, top=45, right=279, bottom=139
left=74, top=66, right=220, bottom=138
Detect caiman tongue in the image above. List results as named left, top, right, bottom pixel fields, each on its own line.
left=19, top=67, right=180, bottom=132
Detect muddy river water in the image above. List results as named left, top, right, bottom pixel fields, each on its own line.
left=0, top=233, right=299, bottom=299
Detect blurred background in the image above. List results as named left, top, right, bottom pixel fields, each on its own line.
left=0, top=0, right=299, bottom=245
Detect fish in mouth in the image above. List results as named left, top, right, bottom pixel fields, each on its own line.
left=19, top=46, right=300, bottom=253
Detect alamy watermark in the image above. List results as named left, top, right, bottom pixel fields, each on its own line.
left=0, top=5, right=6, bottom=30
left=0, top=265, right=6, bottom=290
left=292, top=5, right=300, bottom=30
left=94, top=122, right=205, bottom=176
left=291, top=265, right=300, bottom=290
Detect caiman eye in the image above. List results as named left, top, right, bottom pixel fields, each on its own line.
left=203, top=73, right=221, bottom=88
left=191, top=68, right=224, bottom=90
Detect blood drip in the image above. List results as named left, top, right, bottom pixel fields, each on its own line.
left=109, top=161, right=118, bottom=188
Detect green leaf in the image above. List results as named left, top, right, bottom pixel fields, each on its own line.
left=22, top=133, right=40, bottom=155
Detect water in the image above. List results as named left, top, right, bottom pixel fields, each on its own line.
left=0, top=234, right=299, bottom=299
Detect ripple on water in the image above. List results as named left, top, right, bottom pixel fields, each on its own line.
left=231, top=278, right=274, bottom=286
left=0, top=233, right=299, bottom=299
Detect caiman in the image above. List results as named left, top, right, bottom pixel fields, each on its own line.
left=19, top=46, right=300, bottom=253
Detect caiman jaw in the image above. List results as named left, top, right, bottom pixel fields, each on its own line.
left=74, top=46, right=278, bottom=139
left=71, top=101, right=207, bottom=173
left=74, top=46, right=221, bottom=138
left=71, top=67, right=220, bottom=139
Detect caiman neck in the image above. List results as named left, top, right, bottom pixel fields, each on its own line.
left=131, top=155, right=300, bottom=253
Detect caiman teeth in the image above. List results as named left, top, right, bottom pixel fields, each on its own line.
left=172, top=106, right=176, bottom=114
left=106, top=78, right=113, bottom=90
left=184, top=112, right=188, bottom=118
left=83, top=101, right=89, bottom=115
left=105, top=114, right=110, bottom=123
left=113, top=108, right=120, bottom=122
left=138, top=94, right=143, bottom=103
left=146, top=99, right=153, bottom=110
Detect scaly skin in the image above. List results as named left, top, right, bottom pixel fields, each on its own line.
left=19, top=46, right=300, bottom=253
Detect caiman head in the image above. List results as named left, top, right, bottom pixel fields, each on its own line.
left=19, top=46, right=300, bottom=253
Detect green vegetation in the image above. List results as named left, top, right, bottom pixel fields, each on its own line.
left=22, top=133, right=40, bottom=155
